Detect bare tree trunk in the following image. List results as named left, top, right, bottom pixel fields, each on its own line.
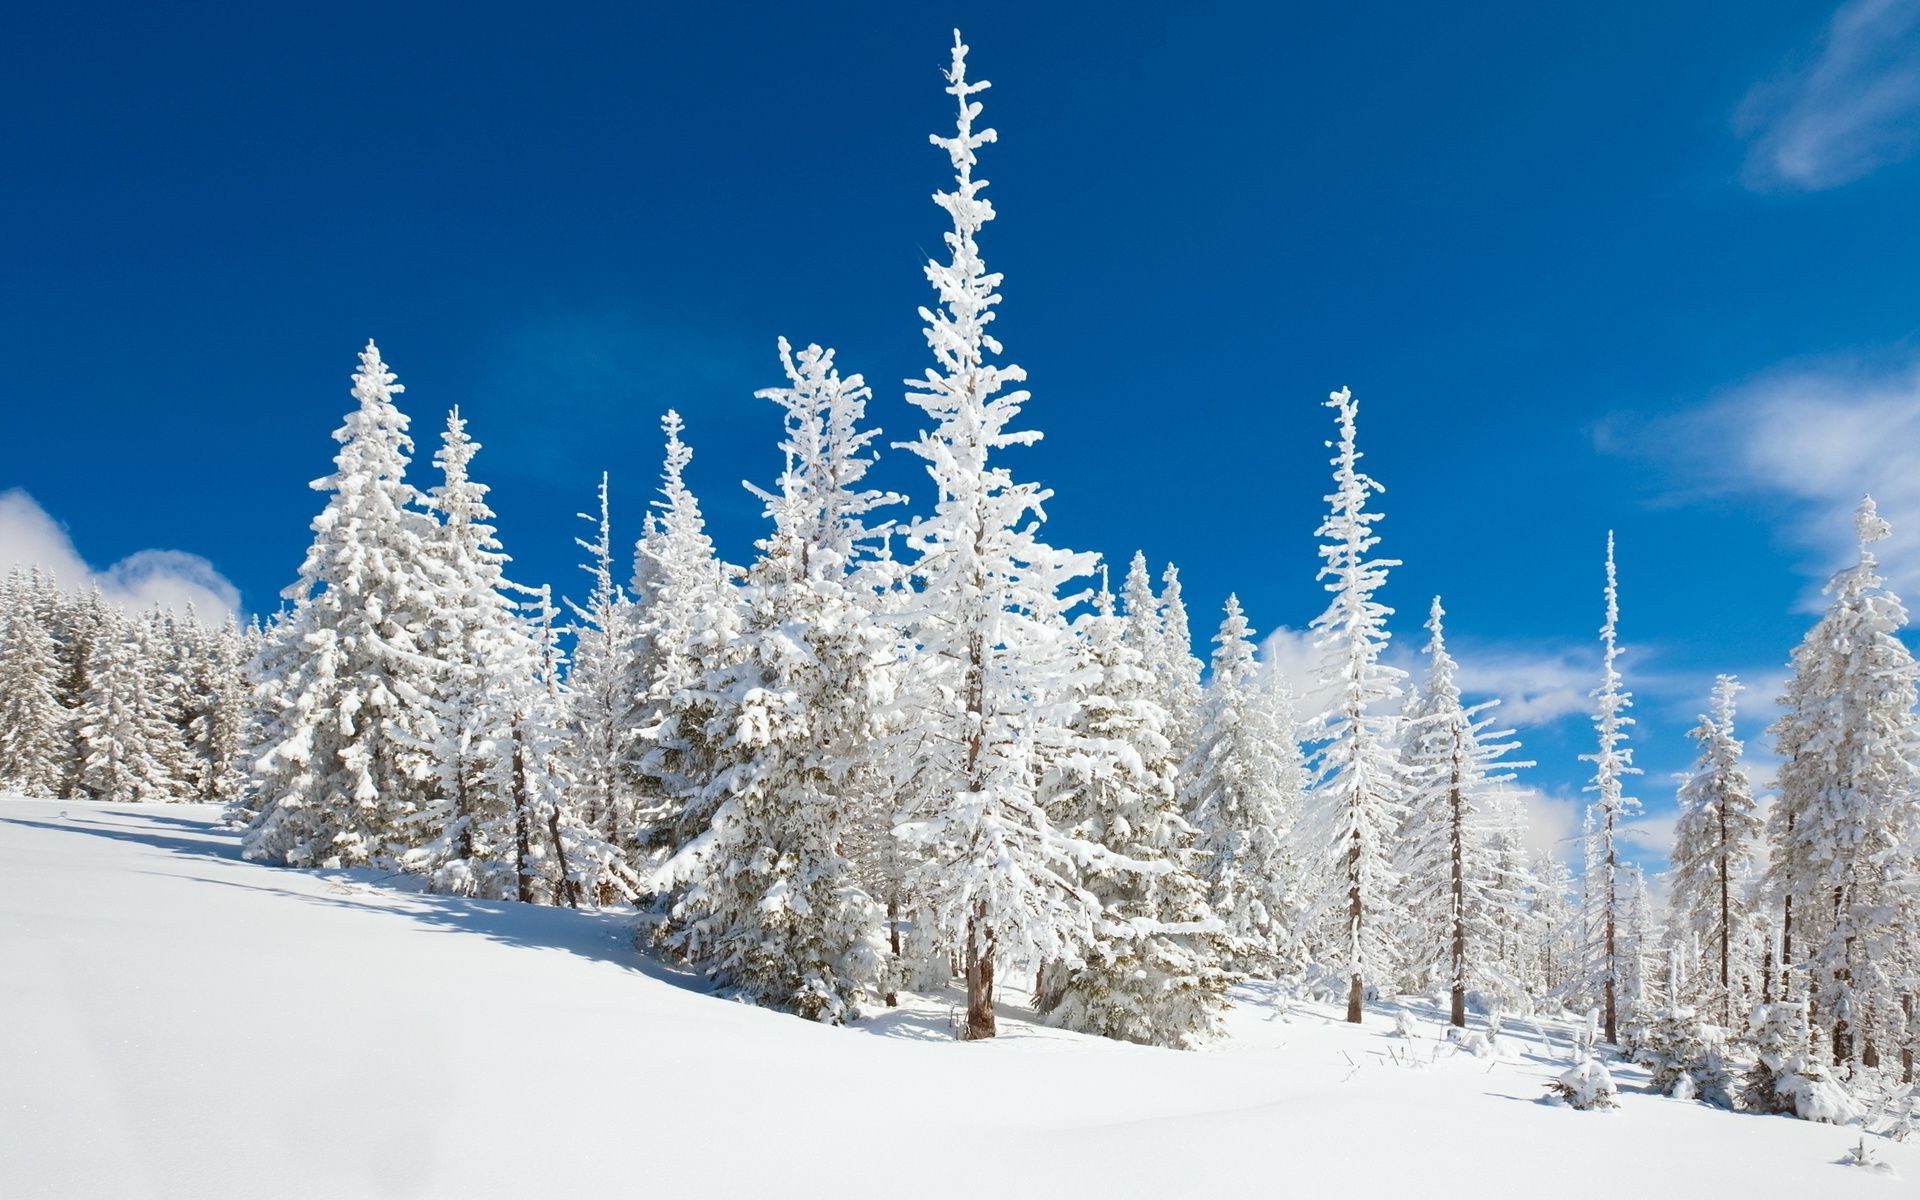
left=512, top=725, right=535, bottom=904
left=1449, top=745, right=1467, bottom=1029
left=1717, top=803, right=1731, bottom=1029
left=1904, top=994, right=1914, bottom=1084
left=544, top=805, right=579, bottom=909
left=1347, top=825, right=1364, bottom=1024
left=964, top=906, right=995, bottom=1040
left=1604, top=820, right=1618, bottom=1044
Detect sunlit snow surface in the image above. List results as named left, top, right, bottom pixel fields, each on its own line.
left=2, top=797, right=1910, bottom=1198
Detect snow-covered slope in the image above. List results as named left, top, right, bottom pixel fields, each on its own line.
left=2, top=797, right=1910, bottom=1199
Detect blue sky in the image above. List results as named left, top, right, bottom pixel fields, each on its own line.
left=5, top=2, right=1920, bottom=874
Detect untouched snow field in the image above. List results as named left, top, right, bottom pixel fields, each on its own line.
left=3, top=797, right=1913, bottom=1199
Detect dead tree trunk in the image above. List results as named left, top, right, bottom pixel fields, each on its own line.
left=1446, top=739, right=1467, bottom=1027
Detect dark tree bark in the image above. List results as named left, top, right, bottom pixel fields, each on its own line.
left=1448, top=744, right=1467, bottom=1029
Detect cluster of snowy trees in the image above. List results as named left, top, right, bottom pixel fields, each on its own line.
left=209, top=34, right=1568, bottom=1049
left=0, top=569, right=256, bottom=806
left=3, top=32, right=1914, bottom=1074
left=1639, top=497, right=1920, bottom=1088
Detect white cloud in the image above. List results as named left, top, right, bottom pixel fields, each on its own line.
left=1513, top=785, right=1584, bottom=863
left=1738, top=0, right=1920, bottom=191
left=1645, top=354, right=1920, bottom=603
left=1453, top=644, right=1597, bottom=727
left=0, top=489, right=240, bottom=623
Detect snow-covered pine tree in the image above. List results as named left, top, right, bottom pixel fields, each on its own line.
left=559, top=473, right=644, bottom=888
left=189, top=616, right=255, bottom=807
left=1306, top=385, right=1406, bottom=1024
left=244, top=342, right=444, bottom=869
left=0, top=568, right=68, bottom=795
left=507, top=584, right=635, bottom=907
left=46, top=585, right=106, bottom=795
left=1527, top=850, right=1579, bottom=996
left=1115, top=553, right=1205, bottom=764
left=139, top=611, right=198, bottom=799
left=73, top=610, right=172, bottom=803
left=403, top=408, right=526, bottom=897
left=1040, top=582, right=1233, bottom=1047
left=1156, top=564, right=1206, bottom=759
left=890, top=32, right=1106, bottom=1040
left=1181, top=594, right=1308, bottom=974
left=655, top=337, right=900, bottom=1022
left=1580, top=532, right=1642, bottom=1044
left=1667, top=674, right=1762, bottom=1029
left=1394, top=597, right=1532, bottom=1026
left=1769, top=496, right=1920, bottom=1068
left=628, top=410, right=741, bottom=868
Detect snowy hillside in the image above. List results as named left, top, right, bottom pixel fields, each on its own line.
left=3, top=796, right=1910, bottom=1200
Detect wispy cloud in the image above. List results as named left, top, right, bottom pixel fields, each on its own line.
left=1738, top=0, right=1920, bottom=191
left=1628, top=353, right=1920, bottom=603
left=0, top=489, right=240, bottom=622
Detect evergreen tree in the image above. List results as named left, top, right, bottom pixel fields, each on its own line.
left=1156, top=564, right=1206, bottom=758
left=0, top=569, right=68, bottom=795
left=1580, top=532, right=1641, bottom=1044
left=1040, top=584, right=1233, bottom=1047
left=1306, top=385, right=1406, bottom=1024
left=1394, top=597, right=1532, bottom=1026
left=1668, top=674, right=1763, bottom=1029
left=890, top=32, right=1105, bottom=1040
left=244, top=342, right=444, bottom=869
left=1769, top=496, right=1920, bottom=1068
left=657, top=338, right=899, bottom=1022
left=74, top=612, right=172, bottom=802
left=405, top=409, right=525, bottom=897
left=628, top=411, right=741, bottom=866
left=559, top=473, right=644, bottom=887
left=1181, top=594, right=1307, bottom=974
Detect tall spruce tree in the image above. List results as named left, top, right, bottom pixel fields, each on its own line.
left=1040, top=583, right=1233, bottom=1048
left=656, top=338, right=899, bottom=1022
left=0, top=569, right=68, bottom=796
left=1769, top=496, right=1920, bottom=1068
left=1395, top=597, right=1532, bottom=1026
left=1668, top=674, right=1762, bottom=1028
left=559, top=473, right=643, bottom=883
left=890, top=32, right=1105, bottom=1040
left=1307, top=385, right=1406, bottom=1024
left=1181, top=594, right=1308, bottom=974
left=628, top=411, right=740, bottom=868
left=1581, top=532, right=1641, bottom=1044
left=244, top=342, right=444, bottom=869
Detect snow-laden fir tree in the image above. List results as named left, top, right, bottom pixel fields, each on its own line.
left=505, top=585, right=636, bottom=907
left=1394, top=597, right=1532, bottom=1026
left=187, top=616, right=257, bottom=807
left=559, top=473, right=644, bottom=888
left=74, top=611, right=175, bottom=802
left=1181, top=594, right=1308, bottom=974
left=628, top=410, right=741, bottom=868
left=1306, top=385, right=1406, bottom=1024
left=1769, top=496, right=1920, bottom=1068
left=1580, top=532, right=1641, bottom=1044
left=0, top=569, right=69, bottom=795
left=890, top=32, right=1106, bottom=1040
left=655, top=338, right=900, bottom=1023
left=50, top=586, right=110, bottom=794
left=1156, top=565, right=1206, bottom=758
left=1743, top=1000, right=1860, bottom=1122
left=403, top=409, right=528, bottom=897
left=1667, top=674, right=1762, bottom=1029
left=1039, top=581, right=1233, bottom=1048
left=1116, top=553, right=1205, bottom=762
left=244, top=342, right=444, bottom=869
left=1526, top=850, right=1579, bottom=996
